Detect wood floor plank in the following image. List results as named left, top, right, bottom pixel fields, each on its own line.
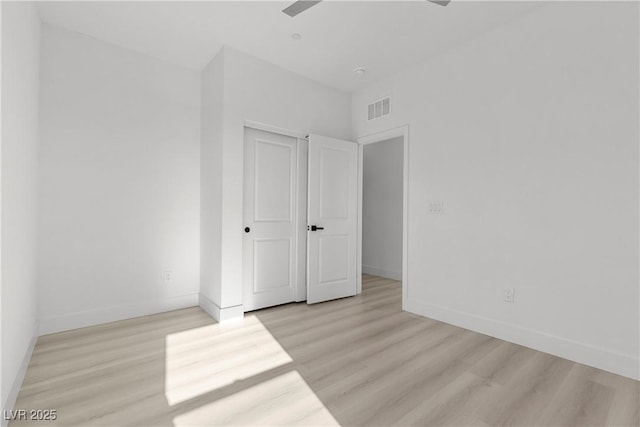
left=9, top=275, right=639, bottom=427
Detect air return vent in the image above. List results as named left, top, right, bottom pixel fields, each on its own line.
left=367, top=97, right=390, bottom=121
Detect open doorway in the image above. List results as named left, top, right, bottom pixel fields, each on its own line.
left=357, top=126, right=409, bottom=304
left=362, top=137, right=403, bottom=280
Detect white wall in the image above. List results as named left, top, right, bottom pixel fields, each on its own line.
left=38, top=24, right=201, bottom=334
left=199, top=51, right=224, bottom=313
left=200, top=46, right=351, bottom=319
left=362, top=137, right=403, bottom=280
left=352, top=2, right=639, bottom=379
left=1, top=1, right=41, bottom=414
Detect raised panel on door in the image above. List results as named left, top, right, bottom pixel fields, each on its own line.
left=254, top=141, right=292, bottom=222
left=253, top=238, right=291, bottom=293
left=243, top=128, right=298, bottom=311
left=319, top=235, right=349, bottom=284
left=320, top=147, right=350, bottom=220
left=307, top=134, right=358, bottom=304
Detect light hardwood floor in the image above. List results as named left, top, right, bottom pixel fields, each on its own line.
left=11, top=275, right=639, bottom=426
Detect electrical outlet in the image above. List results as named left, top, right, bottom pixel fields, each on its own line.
left=504, top=287, right=514, bottom=303
left=163, top=271, right=173, bottom=283
left=428, top=200, right=445, bottom=215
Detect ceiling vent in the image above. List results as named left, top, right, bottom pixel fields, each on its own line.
left=367, top=97, right=390, bottom=121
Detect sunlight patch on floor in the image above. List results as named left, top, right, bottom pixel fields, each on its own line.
left=172, top=370, right=340, bottom=426
left=164, top=314, right=293, bottom=406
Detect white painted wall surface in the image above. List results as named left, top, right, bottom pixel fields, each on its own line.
left=200, top=47, right=351, bottom=317
left=352, top=2, right=639, bottom=379
left=38, top=25, right=201, bottom=334
left=1, top=1, right=41, bottom=413
left=199, top=51, right=224, bottom=314
left=362, top=137, right=403, bottom=280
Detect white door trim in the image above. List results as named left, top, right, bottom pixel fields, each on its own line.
left=295, top=137, right=308, bottom=302
left=356, top=125, right=409, bottom=308
left=243, top=120, right=307, bottom=140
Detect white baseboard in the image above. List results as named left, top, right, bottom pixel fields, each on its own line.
left=2, top=323, right=38, bottom=426
left=362, top=265, right=402, bottom=281
left=39, top=294, right=199, bottom=335
left=404, top=298, right=639, bottom=381
left=199, top=294, right=244, bottom=323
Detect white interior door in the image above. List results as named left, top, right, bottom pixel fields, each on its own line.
left=243, top=127, right=299, bottom=311
left=307, top=134, right=358, bottom=304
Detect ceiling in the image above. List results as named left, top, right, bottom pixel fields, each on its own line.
left=37, top=1, right=544, bottom=93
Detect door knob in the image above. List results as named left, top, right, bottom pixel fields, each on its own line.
left=310, top=225, right=324, bottom=231
left=244, top=227, right=250, bottom=233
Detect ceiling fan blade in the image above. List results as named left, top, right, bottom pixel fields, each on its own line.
left=428, top=0, right=451, bottom=6
left=282, top=0, right=322, bottom=17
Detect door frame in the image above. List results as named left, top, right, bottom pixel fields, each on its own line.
left=356, top=125, right=409, bottom=307
left=242, top=120, right=308, bottom=305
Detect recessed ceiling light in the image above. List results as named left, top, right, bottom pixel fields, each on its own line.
left=291, top=33, right=302, bottom=41
left=353, top=68, right=366, bottom=79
